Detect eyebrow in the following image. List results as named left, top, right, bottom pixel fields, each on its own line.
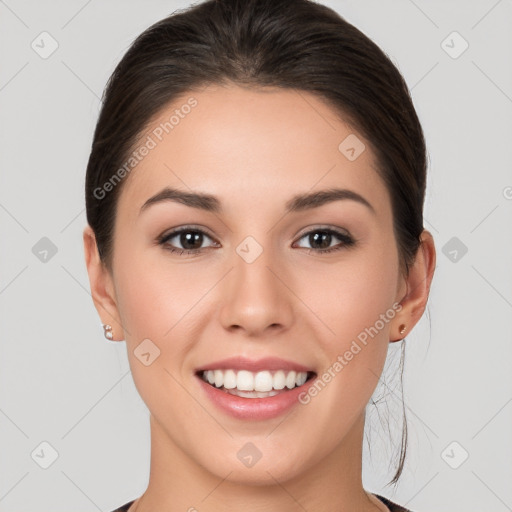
left=139, top=186, right=376, bottom=215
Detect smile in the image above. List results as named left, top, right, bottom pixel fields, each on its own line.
left=195, top=369, right=318, bottom=420
left=199, top=369, right=314, bottom=398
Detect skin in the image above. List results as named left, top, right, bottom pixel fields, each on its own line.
left=84, top=83, right=436, bottom=512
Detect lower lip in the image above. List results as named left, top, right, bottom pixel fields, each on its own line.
left=196, top=373, right=317, bottom=420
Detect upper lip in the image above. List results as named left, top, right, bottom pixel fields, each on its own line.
left=196, top=356, right=315, bottom=374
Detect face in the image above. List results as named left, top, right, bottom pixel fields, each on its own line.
left=94, top=83, right=411, bottom=484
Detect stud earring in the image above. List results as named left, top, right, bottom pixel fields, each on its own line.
left=103, top=324, right=114, bottom=340
left=399, top=324, right=407, bottom=336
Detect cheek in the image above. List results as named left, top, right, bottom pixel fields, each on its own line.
left=295, top=264, right=397, bottom=441
left=301, top=244, right=399, bottom=347
left=112, top=255, right=201, bottom=416
left=293, top=242, right=399, bottom=413
left=113, top=250, right=206, bottom=340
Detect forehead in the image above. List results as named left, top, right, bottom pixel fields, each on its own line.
left=117, top=83, right=391, bottom=221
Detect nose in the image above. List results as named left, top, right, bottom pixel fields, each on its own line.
left=219, top=244, right=294, bottom=337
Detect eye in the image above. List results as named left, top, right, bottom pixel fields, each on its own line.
left=157, top=226, right=219, bottom=255
left=157, top=225, right=356, bottom=256
left=293, top=227, right=356, bottom=254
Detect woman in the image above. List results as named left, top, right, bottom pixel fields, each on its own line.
left=83, top=0, right=436, bottom=510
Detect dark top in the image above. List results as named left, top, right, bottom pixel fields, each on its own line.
left=111, top=493, right=412, bottom=511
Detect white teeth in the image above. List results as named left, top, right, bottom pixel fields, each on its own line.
left=201, top=369, right=310, bottom=391
left=237, top=370, right=254, bottom=391
left=296, top=371, right=307, bottom=386
left=214, top=370, right=223, bottom=388
left=273, top=370, right=286, bottom=390
left=285, top=371, right=296, bottom=389
left=223, top=369, right=237, bottom=389
left=254, top=371, right=273, bottom=392
left=222, top=389, right=281, bottom=398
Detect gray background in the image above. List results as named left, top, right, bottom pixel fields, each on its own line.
left=1, top=1, right=511, bottom=511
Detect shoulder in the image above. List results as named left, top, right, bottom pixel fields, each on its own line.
left=109, top=499, right=135, bottom=512
left=374, top=493, right=414, bottom=512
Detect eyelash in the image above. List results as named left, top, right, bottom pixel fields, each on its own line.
left=157, top=225, right=356, bottom=256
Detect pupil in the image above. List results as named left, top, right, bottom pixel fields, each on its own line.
left=181, top=231, right=202, bottom=250
left=311, top=232, right=331, bottom=249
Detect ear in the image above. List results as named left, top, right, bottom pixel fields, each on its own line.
left=390, top=229, right=436, bottom=342
left=83, top=224, right=124, bottom=341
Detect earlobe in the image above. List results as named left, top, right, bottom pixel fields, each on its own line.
left=389, top=320, right=408, bottom=343
left=83, top=225, right=124, bottom=341
left=390, top=229, right=436, bottom=342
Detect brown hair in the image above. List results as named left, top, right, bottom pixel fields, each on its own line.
left=85, top=0, right=427, bottom=484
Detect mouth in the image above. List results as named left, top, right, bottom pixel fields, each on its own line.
left=195, top=369, right=317, bottom=399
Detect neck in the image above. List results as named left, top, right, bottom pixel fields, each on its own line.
left=133, top=412, right=387, bottom=512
